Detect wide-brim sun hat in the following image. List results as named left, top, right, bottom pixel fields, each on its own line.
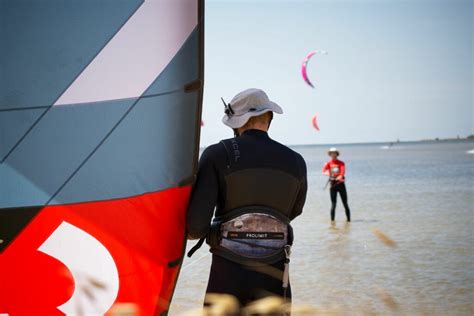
left=328, top=147, right=339, bottom=156
left=222, top=88, right=283, bottom=129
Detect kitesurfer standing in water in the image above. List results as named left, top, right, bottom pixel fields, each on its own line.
left=323, top=148, right=351, bottom=222
left=186, top=89, right=307, bottom=309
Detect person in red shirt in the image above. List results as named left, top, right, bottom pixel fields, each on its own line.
left=322, top=147, right=351, bottom=222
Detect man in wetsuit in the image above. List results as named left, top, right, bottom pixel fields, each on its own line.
left=186, top=88, right=307, bottom=307
left=322, top=148, right=351, bottom=222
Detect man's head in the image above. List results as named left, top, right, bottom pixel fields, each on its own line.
left=236, top=111, right=273, bottom=135
left=328, top=147, right=339, bottom=159
left=222, top=88, right=283, bottom=136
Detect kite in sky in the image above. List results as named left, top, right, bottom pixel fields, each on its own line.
left=301, top=50, right=328, bottom=88
left=312, top=113, right=320, bottom=131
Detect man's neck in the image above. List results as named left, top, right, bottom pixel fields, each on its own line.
left=238, top=125, right=268, bottom=135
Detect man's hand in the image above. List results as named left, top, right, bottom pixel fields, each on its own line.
left=336, top=175, right=344, bottom=181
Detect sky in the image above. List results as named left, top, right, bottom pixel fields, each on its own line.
left=199, top=0, right=473, bottom=146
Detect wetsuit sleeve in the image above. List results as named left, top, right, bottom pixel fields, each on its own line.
left=186, top=146, right=219, bottom=240
left=290, top=155, right=307, bottom=220
left=322, top=161, right=330, bottom=175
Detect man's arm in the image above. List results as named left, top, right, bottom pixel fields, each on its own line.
left=290, top=155, right=308, bottom=220
left=322, top=162, right=330, bottom=175
left=186, top=146, right=219, bottom=239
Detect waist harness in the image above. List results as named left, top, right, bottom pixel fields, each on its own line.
left=206, top=205, right=294, bottom=267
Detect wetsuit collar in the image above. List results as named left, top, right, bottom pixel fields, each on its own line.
left=241, top=129, right=269, bottom=138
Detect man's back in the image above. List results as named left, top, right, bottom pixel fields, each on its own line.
left=186, top=129, right=307, bottom=239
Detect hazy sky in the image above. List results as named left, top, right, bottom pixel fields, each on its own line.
left=200, top=0, right=473, bottom=146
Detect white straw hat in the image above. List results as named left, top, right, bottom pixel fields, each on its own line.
left=328, top=147, right=340, bottom=156
left=222, top=88, right=283, bottom=129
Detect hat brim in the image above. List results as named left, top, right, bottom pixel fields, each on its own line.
left=222, top=101, right=283, bottom=129
left=328, top=150, right=339, bottom=156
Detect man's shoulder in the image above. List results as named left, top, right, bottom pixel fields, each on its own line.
left=270, top=139, right=306, bottom=165
left=201, top=142, right=225, bottom=158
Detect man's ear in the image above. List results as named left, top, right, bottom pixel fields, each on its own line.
left=267, top=112, right=274, bottom=129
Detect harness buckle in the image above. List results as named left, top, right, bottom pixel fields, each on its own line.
left=284, top=244, right=292, bottom=261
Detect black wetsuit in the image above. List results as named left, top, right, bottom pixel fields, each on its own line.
left=186, top=129, right=307, bottom=306
left=330, top=182, right=351, bottom=221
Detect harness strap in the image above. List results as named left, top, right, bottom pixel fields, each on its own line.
left=220, top=140, right=231, bottom=168
left=282, top=245, right=292, bottom=299
left=220, top=138, right=240, bottom=169
left=187, top=237, right=206, bottom=258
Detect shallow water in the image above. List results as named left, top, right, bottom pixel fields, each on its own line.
left=170, top=140, right=474, bottom=315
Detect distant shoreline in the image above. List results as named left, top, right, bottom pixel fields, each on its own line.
left=420, top=135, right=474, bottom=142
left=200, top=135, right=474, bottom=149
left=289, top=135, right=474, bottom=148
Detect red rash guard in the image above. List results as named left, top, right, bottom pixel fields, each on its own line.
left=322, top=159, right=346, bottom=181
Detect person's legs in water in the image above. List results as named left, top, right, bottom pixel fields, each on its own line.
left=329, top=186, right=337, bottom=221
left=338, top=183, right=351, bottom=222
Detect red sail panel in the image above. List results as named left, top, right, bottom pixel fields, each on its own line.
left=0, top=186, right=191, bottom=315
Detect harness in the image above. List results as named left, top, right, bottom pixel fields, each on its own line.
left=206, top=205, right=294, bottom=267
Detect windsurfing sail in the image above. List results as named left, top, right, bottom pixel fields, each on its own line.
left=0, top=1, right=204, bottom=315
